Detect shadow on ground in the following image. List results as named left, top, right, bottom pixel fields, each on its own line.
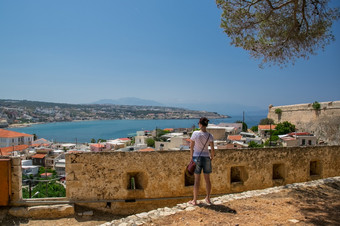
left=197, top=203, right=237, bottom=214
left=290, top=181, right=340, bottom=225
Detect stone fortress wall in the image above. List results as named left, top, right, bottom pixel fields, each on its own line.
left=267, top=101, right=340, bottom=145
left=64, top=146, right=340, bottom=215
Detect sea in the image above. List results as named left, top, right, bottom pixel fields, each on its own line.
left=9, top=115, right=265, bottom=143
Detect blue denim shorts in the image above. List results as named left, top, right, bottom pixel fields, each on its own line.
left=193, top=156, right=212, bottom=174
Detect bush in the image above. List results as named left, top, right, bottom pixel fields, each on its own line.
left=146, top=138, right=155, bottom=147
left=23, top=181, right=66, bottom=198
left=312, top=101, right=321, bottom=110
left=275, top=108, right=282, bottom=114
left=248, top=141, right=263, bottom=148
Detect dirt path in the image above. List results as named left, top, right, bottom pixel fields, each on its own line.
left=147, top=182, right=340, bottom=225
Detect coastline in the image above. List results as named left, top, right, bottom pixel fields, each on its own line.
left=8, top=122, right=45, bottom=128
left=6, top=115, right=231, bottom=129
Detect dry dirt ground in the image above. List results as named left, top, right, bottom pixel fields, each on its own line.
left=1, top=181, right=339, bottom=226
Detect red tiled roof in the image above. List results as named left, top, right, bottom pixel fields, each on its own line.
left=258, top=125, right=277, bottom=130
left=163, top=128, right=174, bottom=132
left=68, top=150, right=83, bottom=153
left=139, top=148, right=155, bottom=152
left=90, top=144, right=105, bottom=148
left=0, top=129, right=33, bottom=138
left=41, top=172, right=52, bottom=177
left=227, top=135, right=242, bottom=141
left=119, top=138, right=131, bottom=141
left=32, top=154, right=46, bottom=159
left=0, top=145, right=29, bottom=156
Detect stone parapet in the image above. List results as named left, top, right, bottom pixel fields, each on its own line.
left=66, top=146, right=340, bottom=215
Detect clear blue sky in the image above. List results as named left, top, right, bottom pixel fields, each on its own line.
left=1, top=0, right=340, bottom=115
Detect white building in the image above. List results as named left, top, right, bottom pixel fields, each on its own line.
left=0, top=129, right=34, bottom=148
left=22, top=160, right=39, bottom=176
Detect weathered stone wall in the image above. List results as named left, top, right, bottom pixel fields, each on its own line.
left=10, top=157, right=22, bottom=203
left=267, top=101, right=340, bottom=145
left=66, top=146, right=340, bottom=215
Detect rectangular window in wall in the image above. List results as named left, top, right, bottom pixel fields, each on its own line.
left=310, top=161, right=321, bottom=177
left=273, top=164, right=285, bottom=180
left=302, top=139, right=306, bottom=145
left=230, top=166, right=247, bottom=184
left=308, top=140, right=312, bottom=145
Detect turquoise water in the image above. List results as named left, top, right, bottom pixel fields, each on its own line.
left=9, top=115, right=265, bottom=143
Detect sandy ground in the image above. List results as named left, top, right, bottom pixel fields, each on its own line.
left=1, top=180, right=339, bottom=226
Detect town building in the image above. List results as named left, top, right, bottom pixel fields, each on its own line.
left=258, top=125, right=277, bottom=138
left=0, top=129, right=34, bottom=148
left=280, top=132, right=317, bottom=147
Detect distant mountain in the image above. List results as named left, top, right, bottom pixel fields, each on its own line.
left=92, top=97, right=164, bottom=106
left=167, top=102, right=267, bottom=116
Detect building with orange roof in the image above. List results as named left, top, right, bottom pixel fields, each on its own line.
left=31, top=153, right=47, bottom=166
left=258, top=124, right=277, bottom=138
left=227, top=135, right=242, bottom=141
left=163, top=128, right=174, bottom=132
left=0, top=144, right=29, bottom=156
left=90, top=143, right=105, bottom=152
left=0, top=128, right=34, bottom=148
left=258, top=125, right=277, bottom=130
left=40, top=172, right=53, bottom=178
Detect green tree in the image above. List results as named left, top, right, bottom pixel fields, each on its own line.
left=216, top=0, right=340, bottom=67
left=155, top=129, right=171, bottom=141
left=248, top=141, right=263, bottom=148
left=90, top=138, right=96, bottom=143
left=264, top=135, right=279, bottom=146
left=23, top=182, right=66, bottom=198
left=273, top=121, right=296, bottom=135
left=250, top=125, right=258, bottom=132
left=146, top=137, right=155, bottom=147
left=236, top=120, right=248, bottom=132
left=259, top=118, right=274, bottom=125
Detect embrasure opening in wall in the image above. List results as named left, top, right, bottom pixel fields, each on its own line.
left=230, top=166, right=246, bottom=184
left=272, top=164, right=285, bottom=180
left=184, top=170, right=195, bottom=187
left=127, top=172, right=143, bottom=190
left=310, top=160, right=321, bottom=176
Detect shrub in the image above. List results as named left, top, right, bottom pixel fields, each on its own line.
left=275, top=108, right=282, bottom=114
left=312, top=101, right=321, bottom=110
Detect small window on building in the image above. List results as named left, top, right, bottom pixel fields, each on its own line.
left=302, top=139, right=306, bottom=145
left=308, top=140, right=312, bottom=145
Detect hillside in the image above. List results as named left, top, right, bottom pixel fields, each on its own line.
left=0, top=99, right=229, bottom=126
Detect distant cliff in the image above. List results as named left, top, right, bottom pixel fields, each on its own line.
left=267, top=101, right=340, bottom=145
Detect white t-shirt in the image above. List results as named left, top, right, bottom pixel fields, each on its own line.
left=191, top=131, right=214, bottom=157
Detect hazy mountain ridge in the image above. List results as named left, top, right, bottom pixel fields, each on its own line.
left=0, top=99, right=229, bottom=126
left=92, top=98, right=163, bottom=106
